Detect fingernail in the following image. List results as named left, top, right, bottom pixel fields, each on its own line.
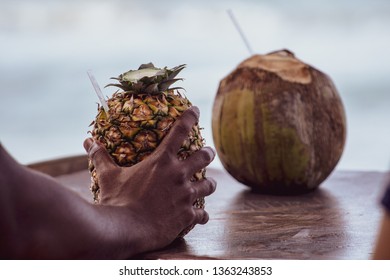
left=202, top=211, right=209, bottom=224
left=209, top=177, right=217, bottom=192
left=190, top=106, right=200, bottom=118
left=83, top=138, right=93, bottom=152
left=206, top=147, right=216, bottom=162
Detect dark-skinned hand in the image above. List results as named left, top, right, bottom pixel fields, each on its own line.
left=83, top=106, right=217, bottom=254
left=0, top=106, right=216, bottom=259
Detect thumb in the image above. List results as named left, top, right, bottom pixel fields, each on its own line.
left=83, top=138, right=117, bottom=171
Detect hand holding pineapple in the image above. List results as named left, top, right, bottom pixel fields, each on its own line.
left=85, top=107, right=217, bottom=254
left=89, top=63, right=211, bottom=236
left=0, top=108, right=216, bottom=259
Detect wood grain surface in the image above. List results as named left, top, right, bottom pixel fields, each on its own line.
left=30, top=157, right=388, bottom=259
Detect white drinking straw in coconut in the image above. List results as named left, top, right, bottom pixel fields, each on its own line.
left=227, top=9, right=254, bottom=55
left=87, top=70, right=110, bottom=116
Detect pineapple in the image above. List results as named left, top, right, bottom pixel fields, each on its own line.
left=89, top=63, right=205, bottom=236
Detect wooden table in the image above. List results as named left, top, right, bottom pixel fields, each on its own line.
left=29, top=155, right=388, bottom=260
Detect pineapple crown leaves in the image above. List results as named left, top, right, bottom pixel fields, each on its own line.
left=105, top=63, right=186, bottom=94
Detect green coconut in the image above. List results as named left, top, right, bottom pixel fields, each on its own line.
left=212, top=49, right=346, bottom=195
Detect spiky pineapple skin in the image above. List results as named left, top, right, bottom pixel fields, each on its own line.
left=89, top=89, right=205, bottom=237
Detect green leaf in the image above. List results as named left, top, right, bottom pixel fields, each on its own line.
left=159, top=78, right=183, bottom=91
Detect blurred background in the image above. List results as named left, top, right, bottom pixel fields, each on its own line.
left=1, top=0, right=389, bottom=171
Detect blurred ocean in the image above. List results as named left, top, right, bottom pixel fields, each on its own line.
left=1, top=0, right=390, bottom=171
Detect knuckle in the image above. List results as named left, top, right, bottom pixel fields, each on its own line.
left=98, top=166, right=119, bottom=182
left=93, top=147, right=107, bottom=161
left=154, top=144, right=174, bottom=160
left=187, top=187, right=197, bottom=200
left=88, top=141, right=105, bottom=157
left=183, top=207, right=196, bottom=223
left=175, top=122, right=190, bottom=138
left=174, top=168, right=187, bottom=184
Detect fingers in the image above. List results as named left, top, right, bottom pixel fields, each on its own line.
left=83, top=138, right=117, bottom=171
left=179, top=177, right=216, bottom=230
left=190, top=177, right=217, bottom=200
left=185, top=147, right=215, bottom=175
left=83, top=138, right=94, bottom=153
left=186, top=178, right=216, bottom=227
left=193, top=208, right=209, bottom=225
left=160, top=106, right=200, bottom=155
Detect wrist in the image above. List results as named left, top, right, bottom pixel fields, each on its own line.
left=92, top=204, right=148, bottom=259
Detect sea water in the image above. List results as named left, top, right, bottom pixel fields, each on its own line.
left=1, top=0, right=389, bottom=172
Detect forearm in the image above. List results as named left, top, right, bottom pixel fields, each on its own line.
left=0, top=146, right=140, bottom=259
left=0, top=107, right=216, bottom=259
